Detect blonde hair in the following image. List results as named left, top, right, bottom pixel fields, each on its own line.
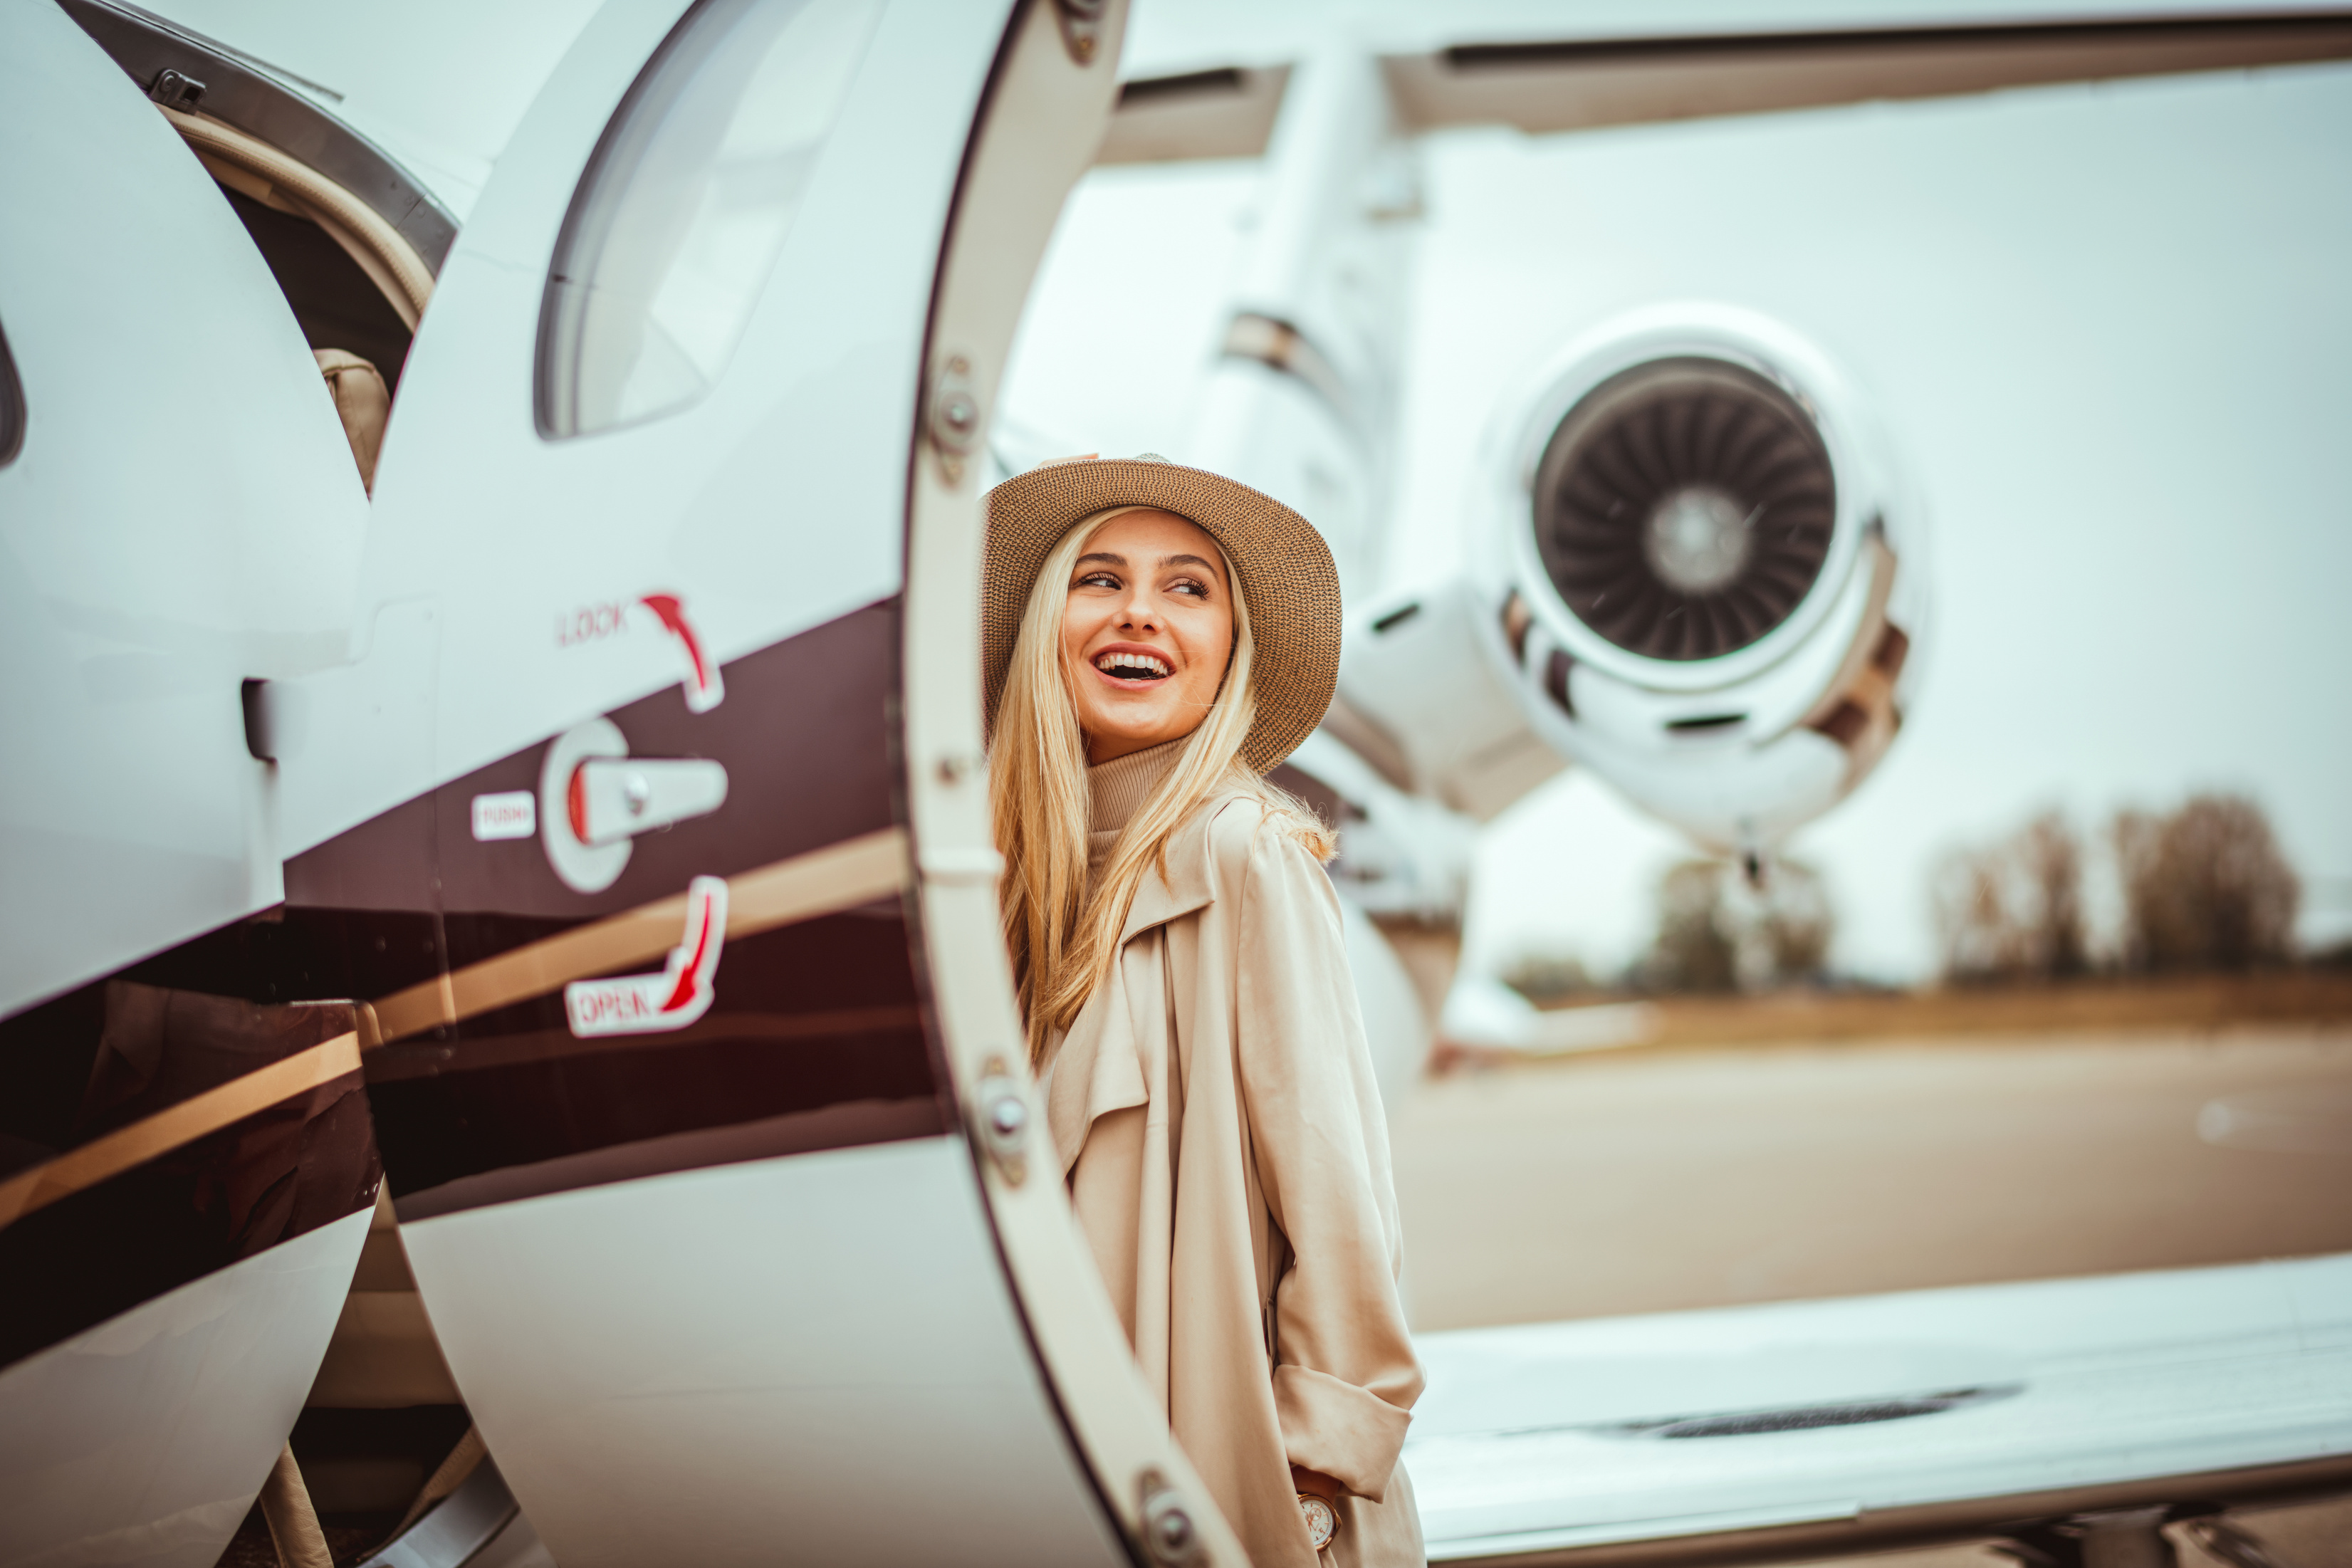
left=991, top=507, right=1335, bottom=1061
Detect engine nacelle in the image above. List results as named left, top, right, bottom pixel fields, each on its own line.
left=1473, top=303, right=1927, bottom=854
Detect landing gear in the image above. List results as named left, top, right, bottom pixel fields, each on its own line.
left=1996, top=1507, right=2294, bottom=1568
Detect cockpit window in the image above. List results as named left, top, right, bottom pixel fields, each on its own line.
left=0, top=317, right=22, bottom=469
left=536, top=0, right=883, bottom=440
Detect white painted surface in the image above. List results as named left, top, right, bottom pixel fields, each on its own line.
left=1180, top=46, right=1414, bottom=601
left=0, top=1207, right=371, bottom=1568
left=1410, top=1252, right=2352, bottom=1557
left=276, top=0, right=1011, bottom=856
left=1337, top=895, right=1431, bottom=1114
left=139, top=0, right=609, bottom=221
left=539, top=0, right=887, bottom=438
left=1332, top=577, right=1564, bottom=826
left=1462, top=304, right=1921, bottom=855
left=1437, top=978, right=1658, bottom=1056
left=268, top=596, right=439, bottom=864
left=569, top=758, right=728, bottom=847
left=1119, top=1, right=2352, bottom=72
left=0, top=0, right=371, bottom=1013
left=399, top=1137, right=1124, bottom=1567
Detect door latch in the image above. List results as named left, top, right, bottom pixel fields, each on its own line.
left=538, top=717, right=729, bottom=893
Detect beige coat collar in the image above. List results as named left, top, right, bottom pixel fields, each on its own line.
left=1112, top=788, right=1238, bottom=945
left=1045, top=788, right=1249, bottom=1174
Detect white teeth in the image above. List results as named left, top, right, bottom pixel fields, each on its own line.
left=1096, top=652, right=1171, bottom=679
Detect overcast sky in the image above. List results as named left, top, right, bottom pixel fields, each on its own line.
left=1002, top=26, right=2352, bottom=983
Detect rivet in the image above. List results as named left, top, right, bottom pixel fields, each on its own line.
left=988, top=1094, right=1028, bottom=1140
left=973, top=1057, right=1031, bottom=1186
left=1137, top=1469, right=1204, bottom=1566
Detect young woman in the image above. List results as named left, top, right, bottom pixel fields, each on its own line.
left=983, top=455, right=1424, bottom=1567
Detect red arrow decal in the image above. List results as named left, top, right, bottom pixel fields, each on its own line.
left=640, top=593, right=724, bottom=714
left=563, top=876, right=728, bottom=1038
left=662, top=891, right=721, bottom=1014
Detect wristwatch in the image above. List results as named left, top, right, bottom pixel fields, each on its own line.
left=1296, top=1492, right=1339, bottom=1552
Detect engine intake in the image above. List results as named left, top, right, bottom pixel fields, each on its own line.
left=1534, top=357, right=1835, bottom=663
left=1475, top=305, right=1927, bottom=852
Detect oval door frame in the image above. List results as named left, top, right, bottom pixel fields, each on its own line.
left=904, top=1, right=1255, bottom=1563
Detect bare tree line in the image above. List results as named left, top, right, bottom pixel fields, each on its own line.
left=1937, top=793, right=2301, bottom=983
left=1643, top=857, right=1836, bottom=994
left=1505, top=857, right=1836, bottom=1001
left=1501, top=791, right=2305, bottom=1003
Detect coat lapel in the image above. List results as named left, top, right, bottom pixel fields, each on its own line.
left=1048, top=791, right=1243, bottom=1174
left=1116, top=793, right=1231, bottom=944
left=1047, top=964, right=1141, bottom=1175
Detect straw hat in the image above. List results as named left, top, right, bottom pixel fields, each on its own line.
left=982, top=455, right=1341, bottom=773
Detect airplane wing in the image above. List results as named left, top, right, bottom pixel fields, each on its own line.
left=1407, top=1253, right=2352, bottom=1562
left=1100, top=6, right=2352, bottom=162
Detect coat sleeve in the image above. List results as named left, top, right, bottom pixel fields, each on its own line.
left=1228, top=813, right=1425, bottom=1502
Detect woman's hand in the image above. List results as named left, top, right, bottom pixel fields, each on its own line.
left=1289, top=1464, right=1344, bottom=1501
left=1290, top=1467, right=1344, bottom=1552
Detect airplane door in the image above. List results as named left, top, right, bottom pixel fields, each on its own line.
left=0, top=0, right=369, bottom=1014
left=273, top=0, right=1243, bottom=1562
left=0, top=5, right=383, bottom=1566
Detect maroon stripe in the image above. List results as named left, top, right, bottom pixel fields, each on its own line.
left=1, top=600, right=926, bottom=1276
left=278, top=600, right=901, bottom=980
left=362, top=909, right=944, bottom=1218
left=430, top=600, right=899, bottom=931
left=0, top=1066, right=379, bottom=1369
left=392, top=1099, right=944, bottom=1222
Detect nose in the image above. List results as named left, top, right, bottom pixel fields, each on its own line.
left=1116, top=579, right=1161, bottom=631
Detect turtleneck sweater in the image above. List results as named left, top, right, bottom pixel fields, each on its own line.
left=1040, top=738, right=1188, bottom=1101
left=1086, top=738, right=1186, bottom=872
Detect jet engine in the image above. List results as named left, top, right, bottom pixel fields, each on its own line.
left=1473, top=303, right=1925, bottom=857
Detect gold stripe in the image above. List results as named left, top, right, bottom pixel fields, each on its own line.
left=371, top=827, right=911, bottom=1045
left=0, top=1033, right=363, bottom=1232
left=0, top=835, right=908, bottom=1235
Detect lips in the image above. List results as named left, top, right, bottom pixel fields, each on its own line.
left=1093, top=648, right=1172, bottom=681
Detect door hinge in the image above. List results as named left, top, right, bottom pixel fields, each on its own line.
left=1051, top=0, right=1107, bottom=65
left=971, top=1057, right=1032, bottom=1186
left=928, top=354, right=982, bottom=485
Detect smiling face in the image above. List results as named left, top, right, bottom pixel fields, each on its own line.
left=1059, top=508, right=1236, bottom=765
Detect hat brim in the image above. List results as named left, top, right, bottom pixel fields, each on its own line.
left=982, top=458, right=1340, bottom=774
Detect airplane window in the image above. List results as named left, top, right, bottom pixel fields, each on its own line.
left=0, top=317, right=21, bottom=469
left=537, top=0, right=883, bottom=439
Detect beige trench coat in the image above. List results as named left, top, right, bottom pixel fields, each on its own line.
left=1045, top=788, right=1426, bottom=1567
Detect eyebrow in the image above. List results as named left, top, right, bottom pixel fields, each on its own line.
left=1075, top=551, right=1223, bottom=576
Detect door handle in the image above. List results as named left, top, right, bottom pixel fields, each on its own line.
left=566, top=757, right=728, bottom=846
left=538, top=717, right=728, bottom=893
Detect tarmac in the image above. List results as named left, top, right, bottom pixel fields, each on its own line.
left=1388, top=1020, right=2352, bottom=1567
